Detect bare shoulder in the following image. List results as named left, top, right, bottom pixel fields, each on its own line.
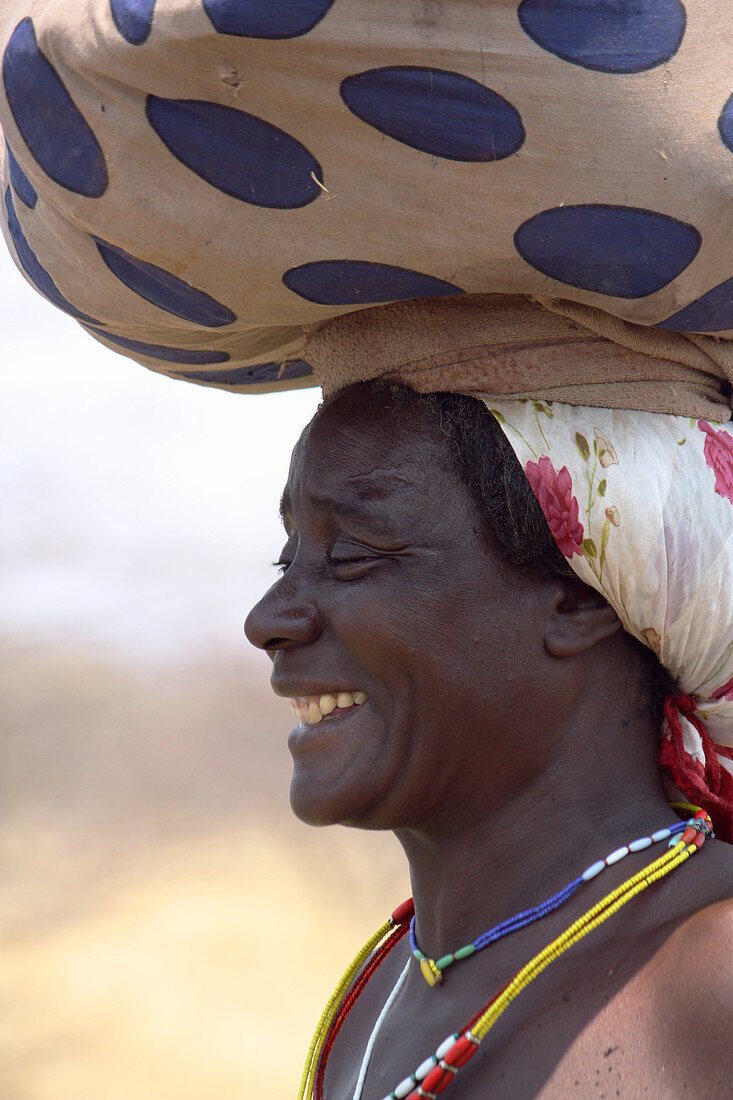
left=637, top=837, right=733, bottom=1006
left=541, top=897, right=733, bottom=1098
left=667, top=894, right=733, bottom=968
left=625, top=898, right=733, bottom=1093
left=648, top=896, right=733, bottom=1021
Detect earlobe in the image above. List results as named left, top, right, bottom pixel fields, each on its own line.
left=544, top=578, right=622, bottom=658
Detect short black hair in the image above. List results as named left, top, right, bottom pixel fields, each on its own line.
left=425, top=390, right=575, bottom=579
left=328, top=380, right=573, bottom=579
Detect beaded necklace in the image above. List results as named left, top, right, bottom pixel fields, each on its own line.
left=409, top=820, right=686, bottom=986
left=298, top=807, right=713, bottom=1100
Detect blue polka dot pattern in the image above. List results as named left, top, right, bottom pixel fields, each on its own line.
left=202, top=0, right=334, bottom=38
left=656, top=277, right=733, bottom=332
left=515, top=205, right=701, bottom=298
left=719, top=95, right=733, bottom=154
left=518, top=0, right=686, bottom=74
left=85, top=326, right=230, bottom=363
left=110, top=0, right=156, bottom=46
left=0, top=4, right=729, bottom=398
left=5, top=187, right=99, bottom=323
left=2, top=18, right=108, bottom=197
left=5, top=141, right=37, bottom=208
left=172, top=360, right=314, bottom=385
left=146, top=96, right=323, bottom=209
left=340, top=67, right=525, bottom=161
left=95, top=237, right=236, bottom=326
left=283, top=260, right=464, bottom=305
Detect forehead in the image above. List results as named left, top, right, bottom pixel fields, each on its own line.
left=282, top=389, right=460, bottom=520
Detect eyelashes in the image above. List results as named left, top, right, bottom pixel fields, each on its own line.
left=271, top=552, right=382, bottom=579
left=272, top=533, right=404, bottom=579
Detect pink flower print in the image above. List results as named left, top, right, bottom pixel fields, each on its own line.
left=711, top=676, right=733, bottom=702
left=605, top=506, right=621, bottom=527
left=699, top=421, right=733, bottom=504
left=524, top=457, right=584, bottom=558
left=594, top=429, right=619, bottom=469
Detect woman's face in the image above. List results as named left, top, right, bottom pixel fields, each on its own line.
left=244, top=388, right=553, bottom=832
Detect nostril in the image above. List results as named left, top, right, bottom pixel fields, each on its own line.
left=244, top=597, right=322, bottom=651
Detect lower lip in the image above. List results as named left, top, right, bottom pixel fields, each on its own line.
left=287, top=703, right=362, bottom=750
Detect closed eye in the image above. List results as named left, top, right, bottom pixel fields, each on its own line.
left=329, top=537, right=407, bottom=580
left=329, top=555, right=382, bottom=580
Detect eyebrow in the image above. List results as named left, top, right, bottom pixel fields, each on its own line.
left=279, top=473, right=413, bottom=524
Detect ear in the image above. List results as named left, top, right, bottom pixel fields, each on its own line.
left=544, top=576, right=622, bottom=658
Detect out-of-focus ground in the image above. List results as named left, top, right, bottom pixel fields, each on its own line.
left=1, top=637, right=408, bottom=1099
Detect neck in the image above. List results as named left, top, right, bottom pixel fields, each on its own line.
left=394, top=712, right=673, bottom=960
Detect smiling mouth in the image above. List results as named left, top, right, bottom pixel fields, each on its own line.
left=290, top=691, right=367, bottom=726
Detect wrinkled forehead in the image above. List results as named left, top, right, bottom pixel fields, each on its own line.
left=281, top=388, right=459, bottom=520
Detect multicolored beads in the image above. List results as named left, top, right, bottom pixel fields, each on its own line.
left=386, top=1032, right=472, bottom=1099
left=300, top=808, right=713, bottom=1100
left=409, top=819, right=686, bottom=987
left=379, top=809, right=713, bottom=1100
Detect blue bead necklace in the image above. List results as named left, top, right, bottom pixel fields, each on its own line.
left=409, top=819, right=687, bottom=986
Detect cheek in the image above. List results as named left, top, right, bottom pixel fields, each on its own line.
left=419, top=600, right=537, bottom=715
left=328, top=583, right=423, bottom=651
left=327, top=562, right=524, bottom=692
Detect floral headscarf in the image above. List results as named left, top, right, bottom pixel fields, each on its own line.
left=486, top=399, right=733, bottom=841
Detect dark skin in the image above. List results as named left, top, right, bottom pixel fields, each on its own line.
left=245, top=388, right=733, bottom=1097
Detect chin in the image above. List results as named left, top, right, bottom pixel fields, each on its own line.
left=289, top=779, right=339, bottom=827
left=289, top=771, right=392, bottom=830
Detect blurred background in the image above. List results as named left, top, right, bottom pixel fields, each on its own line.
left=1, top=246, right=408, bottom=1098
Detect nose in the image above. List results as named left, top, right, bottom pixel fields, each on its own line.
left=244, top=577, right=322, bottom=655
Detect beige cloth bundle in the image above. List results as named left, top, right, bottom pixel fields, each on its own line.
left=0, top=0, right=731, bottom=411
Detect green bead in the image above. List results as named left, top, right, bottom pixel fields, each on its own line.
left=455, top=945, right=476, bottom=960
left=435, top=955, right=454, bottom=970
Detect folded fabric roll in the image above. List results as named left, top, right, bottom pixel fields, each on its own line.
left=0, top=0, right=731, bottom=406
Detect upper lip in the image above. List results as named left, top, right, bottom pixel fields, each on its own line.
left=270, top=678, right=363, bottom=699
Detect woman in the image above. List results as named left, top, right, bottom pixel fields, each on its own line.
left=245, top=381, right=733, bottom=1097
left=1, top=1, right=731, bottom=1095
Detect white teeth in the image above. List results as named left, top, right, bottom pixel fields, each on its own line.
left=319, top=693, right=337, bottom=715
left=308, top=701, right=323, bottom=725
left=289, top=691, right=367, bottom=725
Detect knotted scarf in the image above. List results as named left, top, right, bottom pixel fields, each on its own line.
left=483, top=399, right=733, bottom=842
